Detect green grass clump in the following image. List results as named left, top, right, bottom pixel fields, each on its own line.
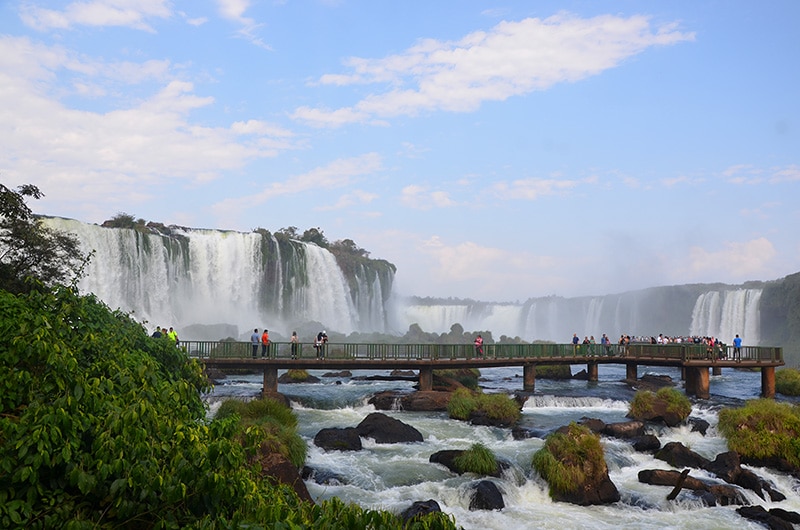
left=535, top=364, right=572, bottom=379
left=453, top=443, right=498, bottom=475
left=532, top=423, right=606, bottom=496
left=776, top=368, right=800, bottom=396
left=446, top=389, right=521, bottom=425
left=655, top=387, right=692, bottom=418
left=718, top=399, right=800, bottom=469
left=628, top=390, right=655, bottom=417
left=216, top=397, right=306, bottom=467
left=287, top=368, right=310, bottom=381
left=447, top=387, right=478, bottom=420
left=435, top=368, right=480, bottom=389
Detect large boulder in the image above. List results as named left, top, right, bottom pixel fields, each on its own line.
left=655, top=442, right=711, bottom=469
left=602, top=420, right=645, bottom=439
left=356, top=412, right=423, bottom=444
left=632, top=434, right=662, bottom=452
left=254, top=453, right=314, bottom=504
left=399, top=500, right=442, bottom=523
left=737, top=506, right=798, bottom=530
left=313, top=427, right=362, bottom=451
left=637, top=469, right=750, bottom=506
left=368, top=390, right=452, bottom=411
left=469, top=480, right=505, bottom=511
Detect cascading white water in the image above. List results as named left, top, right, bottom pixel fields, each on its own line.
left=689, top=289, right=762, bottom=344
left=41, top=218, right=389, bottom=337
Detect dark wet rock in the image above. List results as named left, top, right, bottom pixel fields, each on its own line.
left=301, top=465, right=346, bottom=485
left=368, top=390, right=451, bottom=412
left=391, top=369, right=416, bottom=377
left=654, top=442, right=710, bottom=469
left=469, top=480, right=505, bottom=511
left=511, top=426, right=550, bottom=440
left=738, top=455, right=800, bottom=480
left=638, top=469, right=710, bottom=491
left=429, top=450, right=462, bottom=474
left=204, top=367, right=226, bottom=383
left=627, top=397, right=685, bottom=427
left=255, top=453, right=313, bottom=504
left=705, top=484, right=750, bottom=506
left=313, top=427, right=362, bottom=451
left=703, top=451, right=741, bottom=482
left=703, top=451, right=785, bottom=502
left=602, top=420, right=645, bottom=439
left=688, top=417, right=710, bottom=435
left=638, top=469, right=750, bottom=506
left=737, top=505, right=795, bottom=530
left=577, top=417, right=606, bottom=433
left=321, top=370, right=352, bottom=378
left=467, top=408, right=516, bottom=428
left=630, top=374, right=675, bottom=391
left=769, top=508, right=800, bottom=525
left=572, top=369, right=589, bottom=380
left=278, top=372, right=321, bottom=384
left=632, top=434, right=661, bottom=452
left=356, top=412, right=423, bottom=444
left=399, top=500, right=442, bottom=523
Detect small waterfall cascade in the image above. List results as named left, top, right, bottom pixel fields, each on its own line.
left=41, top=218, right=395, bottom=337
left=689, top=289, right=762, bottom=344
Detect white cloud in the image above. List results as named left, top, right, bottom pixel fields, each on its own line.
left=681, top=238, right=777, bottom=279
left=20, top=0, right=172, bottom=32
left=214, top=0, right=270, bottom=50
left=319, top=189, right=379, bottom=211
left=492, top=176, right=582, bottom=200
left=400, top=185, right=457, bottom=210
left=293, top=12, right=694, bottom=127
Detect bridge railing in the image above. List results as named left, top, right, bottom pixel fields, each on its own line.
left=182, top=340, right=782, bottom=363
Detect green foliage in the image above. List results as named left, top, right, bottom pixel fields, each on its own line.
left=776, top=368, right=800, bottom=396
left=446, top=388, right=521, bottom=425
left=435, top=368, right=480, bottom=389
left=287, top=368, right=310, bottom=381
left=102, top=212, right=138, bottom=228
left=535, top=364, right=573, bottom=379
left=0, top=184, right=87, bottom=294
left=532, top=423, right=606, bottom=497
left=629, top=390, right=655, bottom=417
left=0, top=285, right=457, bottom=529
left=717, top=399, right=800, bottom=469
left=453, top=443, right=497, bottom=475
left=655, top=387, right=692, bottom=417
left=761, top=271, right=800, bottom=365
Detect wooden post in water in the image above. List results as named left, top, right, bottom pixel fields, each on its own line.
left=587, top=362, right=598, bottom=382
left=419, top=366, right=433, bottom=392
left=523, top=364, right=536, bottom=391
left=685, top=366, right=710, bottom=399
left=761, top=366, right=776, bottom=398
left=263, top=366, right=278, bottom=395
left=712, top=366, right=722, bottom=376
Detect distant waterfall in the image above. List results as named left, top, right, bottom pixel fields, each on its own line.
left=689, top=289, right=762, bottom=344
left=42, top=218, right=394, bottom=338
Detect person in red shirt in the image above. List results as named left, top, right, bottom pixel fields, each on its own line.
left=261, top=329, right=270, bottom=358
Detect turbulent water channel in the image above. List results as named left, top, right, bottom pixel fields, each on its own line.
left=206, top=365, right=800, bottom=530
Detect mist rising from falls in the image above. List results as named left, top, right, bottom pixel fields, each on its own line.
left=43, top=218, right=394, bottom=338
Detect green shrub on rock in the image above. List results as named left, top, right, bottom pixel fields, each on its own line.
left=446, top=388, right=521, bottom=426
left=453, top=443, right=497, bottom=475
left=776, top=368, right=800, bottom=396
left=628, top=387, right=692, bottom=426
left=718, top=399, right=800, bottom=470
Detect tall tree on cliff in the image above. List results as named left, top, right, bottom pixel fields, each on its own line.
left=0, top=184, right=86, bottom=294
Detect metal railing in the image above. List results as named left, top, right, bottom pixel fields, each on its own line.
left=182, top=341, right=782, bottom=364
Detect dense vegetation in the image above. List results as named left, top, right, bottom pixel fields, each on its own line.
left=628, top=387, right=692, bottom=420
left=453, top=443, right=498, bottom=475
left=531, top=423, right=606, bottom=497
left=775, top=368, right=800, bottom=396
left=761, top=272, right=800, bottom=365
left=718, top=399, right=800, bottom=470
left=446, top=388, right=521, bottom=426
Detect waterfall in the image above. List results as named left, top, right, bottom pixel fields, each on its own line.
left=689, top=289, right=762, bottom=344
left=41, top=218, right=393, bottom=338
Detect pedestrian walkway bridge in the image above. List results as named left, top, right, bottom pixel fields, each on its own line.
left=185, top=341, right=784, bottom=399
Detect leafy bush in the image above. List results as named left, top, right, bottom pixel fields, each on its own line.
left=446, top=388, right=521, bottom=425
left=718, top=399, right=800, bottom=469
left=535, top=364, right=573, bottom=379
left=447, top=387, right=478, bottom=420
left=628, top=387, right=691, bottom=421
left=776, top=368, right=800, bottom=396
left=0, top=285, right=458, bottom=529
left=532, top=423, right=606, bottom=496
left=453, top=443, right=497, bottom=475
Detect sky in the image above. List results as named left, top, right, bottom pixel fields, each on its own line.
left=1, top=1, right=799, bottom=302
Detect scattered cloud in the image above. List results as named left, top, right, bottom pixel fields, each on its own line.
left=491, top=176, right=583, bottom=200
left=682, top=237, right=777, bottom=279
left=400, top=185, right=457, bottom=210
left=214, top=0, right=271, bottom=50
left=319, top=189, right=379, bottom=211
left=20, top=0, right=173, bottom=32
left=292, top=13, right=694, bottom=127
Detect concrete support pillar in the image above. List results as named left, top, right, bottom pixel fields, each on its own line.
left=712, top=366, right=722, bottom=376
left=587, top=362, right=598, bottom=382
left=419, top=366, right=433, bottom=392
left=685, top=366, right=710, bottom=399
left=680, top=367, right=686, bottom=381
left=263, top=366, right=278, bottom=394
left=626, top=363, right=638, bottom=382
left=761, top=366, right=776, bottom=398
left=523, top=364, right=536, bottom=392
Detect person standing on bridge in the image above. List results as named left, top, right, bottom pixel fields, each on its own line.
left=733, top=334, right=743, bottom=361
left=261, top=328, right=270, bottom=358
left=474, top=334, right=484, bottom=358
left=250, top=328, right=260, bottom=359
left=291, top=331, right=299, bottom=359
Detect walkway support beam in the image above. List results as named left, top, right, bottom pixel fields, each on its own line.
left=587, top=362, right=599, bottom=382
left=419, top=366, right=433, bottom=392
left=263, top=366, right=278, bottom=395
left=626, top=363, right=638, bottom=382
left=761, top=366, right=776, bottom=398
left=685, top=366, right=710, bottom=399
left=523, top=364, right=536, bottom=391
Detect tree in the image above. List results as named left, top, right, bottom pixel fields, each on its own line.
left=0, top=184, right=86, bottom=294
left=301, top=227, right=328, bottom=247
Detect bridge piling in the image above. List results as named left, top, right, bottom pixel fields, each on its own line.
left=419, top=366, right=433, bottom=392
left=685, top=366, right=710, bottom=399
left=587, top=362, right=598, bottom=382
left=626, top=363, right=638, bottom=382
left=263, top=366, right=278, bottom=395
left=523, top=364, right=536, bottom=391
left=761, top=366, right=776, bottom=398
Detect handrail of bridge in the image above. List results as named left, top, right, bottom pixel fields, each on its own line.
left=182, top=340, right=783, bottom=364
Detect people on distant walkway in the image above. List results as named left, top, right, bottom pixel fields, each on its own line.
left=151, top=326, right=163, bottom=338
left=315, top=330, right=328, bottom=359
left=291, top=331, right=299, bottom=359
left=167, top=326, right=179, bottom=346
left=474, top=334, right=484, bottom=358
left=261, top=328, right=270, bottom=358
left=250, top=328, right=260, bottom=359
left=601, top=333, right=611, bottom=356
left=733, top=334, right=743, bottom=361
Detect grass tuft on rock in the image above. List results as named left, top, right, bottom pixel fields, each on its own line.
left=628, top=387, right=691, bottom=420
left=446, top=388, right=520, bottom=425
left=717, top=399, right=800, bottom=469
left=776, top=368, right=800, bottom=396
left=532, top=423, right=605, bottom=496
left=287, top=368, right=311, bottom=381
left=453, top=443, right=497, bottom=475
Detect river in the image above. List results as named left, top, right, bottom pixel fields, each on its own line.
left=206, top=364, right=800, bottom=529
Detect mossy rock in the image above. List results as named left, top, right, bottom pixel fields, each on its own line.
left=627, top=387, right=692, bottom=427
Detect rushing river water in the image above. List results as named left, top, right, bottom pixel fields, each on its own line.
left=206, top=364, right=800, bottom=530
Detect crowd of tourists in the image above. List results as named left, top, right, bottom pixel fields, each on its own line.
left=571, top=332, right=744, bottom=359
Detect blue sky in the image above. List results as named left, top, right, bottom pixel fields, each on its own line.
left=1, top=1, right=798, bottom=301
